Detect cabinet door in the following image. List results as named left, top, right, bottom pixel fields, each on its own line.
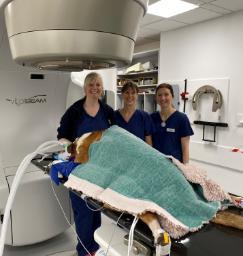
left=144, top=94, right=156, bottom=113
left=172, top=84, right=180, bottom=110
left=136, top=94, right=144, bottom=110
left=116, top=94, right=123, bottom=110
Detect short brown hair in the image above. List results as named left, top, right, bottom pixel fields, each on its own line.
left=155, top=83, right=174, bottom=97
left=121, top=81, right=139, bottom=94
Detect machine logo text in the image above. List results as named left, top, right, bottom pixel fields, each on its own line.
left=5, top=94, right=47, bottom=106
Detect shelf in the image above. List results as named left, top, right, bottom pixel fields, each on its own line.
left=193, top=120, right=228, bottom=127
left=117, top=84, right=157, bottom=89
left=117, top=69, right=158, bottom=77
left=116, top=64, right=158, bottom=113
left=193, top=120, right=229, bottom=142
left=117, top=92, right=155, bottom=95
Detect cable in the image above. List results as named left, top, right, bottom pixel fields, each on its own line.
left=103, top=212, right=124, bottom=256
left=127, top=215, right=138, bottom=256
left=0, top=138, right=131, bottom=256
left=51, top=181, right=126, bottom=256
left=50, top=180, right=92, bottom=256
left=37, top=153, right=50, bottom=162
left=127, top=215, right=139, bottom=256
left=51, top=177, right=127, bottom=256
left=83, top=196, right=104, bottom=212
left=0, top=140, right=63, bottom=256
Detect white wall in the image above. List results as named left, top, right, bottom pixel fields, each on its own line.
left=159, top=10, right=243, bottom=196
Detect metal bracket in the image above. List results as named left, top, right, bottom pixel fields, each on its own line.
left=193, top=120, right=228, bottom=142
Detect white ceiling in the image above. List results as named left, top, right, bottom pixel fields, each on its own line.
left=136, top=0, right=243, bottom=46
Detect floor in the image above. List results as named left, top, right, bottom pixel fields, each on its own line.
left=4, top=226, right=77, bottom=256
left=3, top=215, right=112, bottom=256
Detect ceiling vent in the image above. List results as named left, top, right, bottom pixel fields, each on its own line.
left=1, top=0, right=148, bottom=71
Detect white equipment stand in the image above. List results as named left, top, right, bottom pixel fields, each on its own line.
left=94, top=221, right=152, bottom=256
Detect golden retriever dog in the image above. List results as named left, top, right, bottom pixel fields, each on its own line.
left=68, top=130, right=166, bottom=245
left=68, top=131, right=243, bottom=245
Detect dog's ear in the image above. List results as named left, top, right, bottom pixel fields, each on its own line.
left=75, top=143, right=89, bottom=163
left=66, top=139, right=77, bottom=157
left=74, top=131, right=103, bottom=163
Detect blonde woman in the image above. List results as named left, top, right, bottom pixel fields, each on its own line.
left=57, top=72, right=114, bottom=256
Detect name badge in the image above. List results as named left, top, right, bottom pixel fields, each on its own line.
left=166, top=128, right=175, bottom=133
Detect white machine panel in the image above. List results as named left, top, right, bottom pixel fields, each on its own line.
left=6, top=170, right=71, bottom=246
left=0, top=70, right=69, bottom=168
left=95, top=223, right=151, bottom=256
left=0, top=68, right=73, bottom=245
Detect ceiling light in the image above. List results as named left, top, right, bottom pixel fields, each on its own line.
left=148, top=0, right=199, bottom=18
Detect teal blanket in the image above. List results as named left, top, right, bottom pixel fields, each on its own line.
left=65, top=125, right=229, bottom=238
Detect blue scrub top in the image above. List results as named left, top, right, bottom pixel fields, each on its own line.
left=114, top=109, right=153, bottom=141
left=57, top=98, right=114, bottom=141
left=76, top=107, right=110, bottom=137
left=51, top=108, right=115, bottom=185
left=150, top=111, right=193, bottom=162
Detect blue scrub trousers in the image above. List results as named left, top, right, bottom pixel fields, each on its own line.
left=70, top=191, right=101, bottom=256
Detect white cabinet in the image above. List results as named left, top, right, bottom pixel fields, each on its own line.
left=116, top=70, right=158, bottom=113
left=144, top=93, right=156, bottom=113
left=116, top=93, right=123, bottom=109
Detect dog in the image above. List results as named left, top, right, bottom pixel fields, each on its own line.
left=69, top=131, right=243, bottom=244
left=68, top=130, right=166, bottom=245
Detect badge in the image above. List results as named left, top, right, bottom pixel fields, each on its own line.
left=166, top=128, right=175, bottom=132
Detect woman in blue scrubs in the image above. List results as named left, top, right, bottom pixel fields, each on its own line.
left=151, top=83, right=193, bottom=163
left=57, top=72, right=114, bottom=256
left=114, top=81, right=153, bottom=145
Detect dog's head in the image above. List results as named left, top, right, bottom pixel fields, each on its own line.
left=68, top=131, right=103, bottom=163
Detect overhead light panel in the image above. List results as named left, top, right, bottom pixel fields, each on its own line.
left=148, top=0, right=198, bottom=18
